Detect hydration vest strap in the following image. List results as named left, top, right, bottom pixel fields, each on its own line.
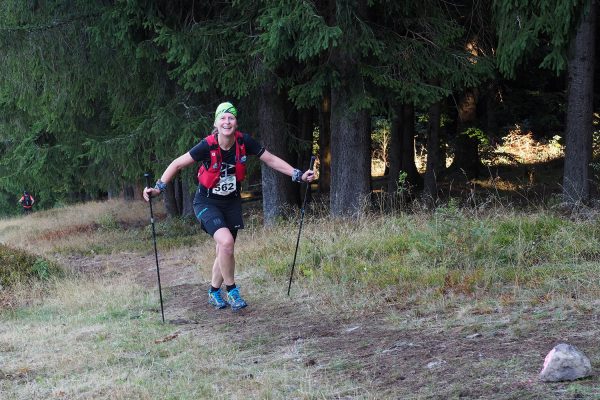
left=198, top=131, right=246, bottom=189
left=206, top=134, right=221, bottom=170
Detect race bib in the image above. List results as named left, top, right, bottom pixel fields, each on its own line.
left=212, top=175, right=236, bottom=196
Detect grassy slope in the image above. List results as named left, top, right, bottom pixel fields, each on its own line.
left=0, top=199, right=599, bottom=399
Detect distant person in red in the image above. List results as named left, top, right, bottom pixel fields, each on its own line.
left=19, top=191, right=35, bottom=214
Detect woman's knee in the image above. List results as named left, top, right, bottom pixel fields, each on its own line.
left=219, top=239, right=235, bottom=257
left=214, top=229, right=235, bottom=255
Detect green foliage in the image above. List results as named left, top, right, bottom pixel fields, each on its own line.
left=260, top=0, right=494, bottom=109
left=0, top=243, right=63, bottom=287
left=462, top=127, right=489, bottom=146
left=396, top=171, right=409, bottom=196
left=493, top=0, right=590, bottom=77
left=0, top=0, right=209, bottom=214
left=256, top=0, right=341, bottom=64
left=0, top=0, right=553, bottom=218
left=31, top=259, right=54, bottom=281
left=96, top=212, right=120, bottom=231
left=361, top=2, right=494, bottom=106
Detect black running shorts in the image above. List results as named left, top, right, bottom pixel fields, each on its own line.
left=193, top=191, right=243, bottom=238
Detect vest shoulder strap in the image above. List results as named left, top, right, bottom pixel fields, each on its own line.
left=235, top=131, right=244, bottom=144
left=205, top=133, right=219, bottom=149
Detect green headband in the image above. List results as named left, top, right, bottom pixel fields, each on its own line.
left=214, top=102, right=237, bottom=124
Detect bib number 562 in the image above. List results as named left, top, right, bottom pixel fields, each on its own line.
left=214, top=182, right=234, bottom=192
left=213, top=176, right=236, bottom=195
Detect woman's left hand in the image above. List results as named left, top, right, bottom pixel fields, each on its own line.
left=143, top=187, right=160, bottom=201
left=302, top=169, right=315, bottom=182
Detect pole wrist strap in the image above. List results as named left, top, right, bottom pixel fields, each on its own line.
left=292, top=169, right=303, bottom=183
left=154, top=180, right=167, bottom=193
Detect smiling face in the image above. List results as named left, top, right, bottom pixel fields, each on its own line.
left=214, top=112, right=238, bottom=137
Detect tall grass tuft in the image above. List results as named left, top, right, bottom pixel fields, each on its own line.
left=0, top=243, right=63, bottom=288
left=245, top=204, right=600, bottom=306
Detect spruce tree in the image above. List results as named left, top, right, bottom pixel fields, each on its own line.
left=494, top=0, right=597, bottom=204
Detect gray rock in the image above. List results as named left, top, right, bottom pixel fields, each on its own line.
left=539, top=343, right=592, bottom=382
left=426, top=359, right=446, bottom=370
left=465, top=333, right=482, bottom=339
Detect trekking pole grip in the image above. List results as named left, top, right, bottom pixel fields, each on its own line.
left=144, top=173, right=155, bottom=205
left=302, top=156, right=316, bottom=205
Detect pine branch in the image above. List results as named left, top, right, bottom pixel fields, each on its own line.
left=0, top=12, right=100, bottom=33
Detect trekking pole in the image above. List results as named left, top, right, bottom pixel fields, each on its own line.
left=144, top=173, right=165, bottom=323
left=287, top=156, right=316, bottom=296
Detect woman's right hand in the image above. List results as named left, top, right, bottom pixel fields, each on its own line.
left=143, top=187, right=160, bottom=202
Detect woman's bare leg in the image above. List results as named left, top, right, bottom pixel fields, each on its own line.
left=211, top=227, right=235, bottom=286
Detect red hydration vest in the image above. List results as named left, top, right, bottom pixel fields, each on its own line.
left=197, top=131, right=247, bottom=189
left=22, top=194, right=34, bottom=208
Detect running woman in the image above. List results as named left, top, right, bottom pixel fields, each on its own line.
left=143, top=102, right=314, bottom=310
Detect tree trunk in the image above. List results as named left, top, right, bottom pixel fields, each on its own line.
left=484, top=82, right=500, bottom=139
left=174, top=176, right=183, bottom=215
left=181, top=178, right=194, bottom=218
left=258, top=72, right=296, bottom=224
left=424, top=100, right=442, bottom=201
left=450, top=88, right=482, bottom=179
left=387, top=111, right=401, bottom=194
left=400, top=104, right=422, bottom=188
left=388, top=105, right=422, bottom=194
left=328, top=1, right=371, bottom=217
left=164, top=181, right=179, bottom=217
left=122, top=184, right=135, bottom=201
left=318, top=92, right=332, bottom=193
left=317, top=0, right=334, bottom=195
left=563, top=0, right=597, bottom=204
left=329, top=65, right=371, bottom=216
left=297, top=108, right=315, bottom=168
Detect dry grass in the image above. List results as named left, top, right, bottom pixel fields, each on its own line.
left=491, top=127, right=564, bottom=165
left=1, top=199, right=599, bottom=399
left=0, top=272, right=347, bottom=399
left=0, top=199, right=156, bottom=254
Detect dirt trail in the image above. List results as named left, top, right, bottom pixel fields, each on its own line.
left=61, top=252, right=599, bottom=399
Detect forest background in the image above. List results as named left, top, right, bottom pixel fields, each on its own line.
left=1, top=2, right=600, bottom=398
left=0, top=0, right=599, bottom=219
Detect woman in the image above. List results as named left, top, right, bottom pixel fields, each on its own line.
left=143, top=102, right=314, bottom=311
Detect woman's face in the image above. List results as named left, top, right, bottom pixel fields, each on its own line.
left=214, top=112, right=237, bottom=137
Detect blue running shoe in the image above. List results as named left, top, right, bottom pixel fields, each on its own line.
left=226, top=287, right=247, bottom=311
left=208, top=288, right=227, bottom=309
